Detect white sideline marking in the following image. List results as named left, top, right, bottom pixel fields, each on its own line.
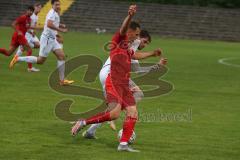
left=218, top=57, right=240, bottom=68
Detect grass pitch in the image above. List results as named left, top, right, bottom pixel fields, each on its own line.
left=0, top=27, right=239, bottom=160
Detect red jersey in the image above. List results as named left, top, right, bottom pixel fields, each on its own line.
left=15, top=15, right=31, bottom=35
left=110, top=31, right=134, bottom=84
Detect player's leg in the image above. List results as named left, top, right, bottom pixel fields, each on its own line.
left=21, top=42, right=39, bottom=72
left=26, top=35, right=40, bottom=72
left=15, top=46, right=24, bottom=56
left=85, top=74, right=143, bottom=138
left=117, top=105, right=139, bottom=152
left=116, top=84, right=139, bottom=152
left=87, top=80, right=142, bottom=137
left=82, top=123, right=102, bottom=139
left=53, top=42, right=74, bottom=85
left=83, top=68, right=116, bottom=138
left=15, top=33, right=33, bottom=56
left=129, top=79, right=144, bottom=103
left=9, top=35, right=49, bottom=68
left=120, top=105, right=138, bottom=143
left=9, top=50, right=46, bottom=69
left=9, top=34, right=34, bottom=68
left=71, top=103, right=122, bottom=136
left=0, top=32, right=19, bottom=56
left=83, top=102, right=118, bottom=138
left=0, top=45, right=17, bottom=57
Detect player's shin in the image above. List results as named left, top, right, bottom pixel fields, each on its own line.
left=85, top=112, right=112, bottom=125
left=18, top=56, right=37, bottom=63
left=120, top=116, right=137, bottom=144
left=16, top=47, right=23, bottom=56
left=27, top=49, right=33, bottom=69
left=57, top=60, right=65, bottom=81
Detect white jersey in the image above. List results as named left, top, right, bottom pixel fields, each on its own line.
left=42, top=9, right=60, bottom=38
left=99, top=39, right=141, bottom=89
left=29, top=13, right=38, bottom=33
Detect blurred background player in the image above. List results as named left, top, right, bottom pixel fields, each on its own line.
left=83, top=30, right=167, bottom=139
left=10, top=0, right=74, bottom=85
left=0, top=6, right=34, bottom=64
left=71, top=5, right=162, bottom=152
left=13, top=3, right=42, bottom=72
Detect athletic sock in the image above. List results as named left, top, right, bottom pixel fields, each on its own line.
left=87, top=123, right=102, bottom=135
left=85, top=112, right=111, bottom=125
left=27, top=50, right=32, bottom=69
left=16, top=46, right=23, bottom=56
left=0, top=48, right=9, bottom=56
left=18, top=56, right=37, bottom=63
left=120, top=116, right=137, bottom=143
left=57, top=60, right=65, bottom=81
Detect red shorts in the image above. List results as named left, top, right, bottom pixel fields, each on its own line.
left=10, top=32, right=28, bottom=47
left=105, top=74, right=136, bottom=109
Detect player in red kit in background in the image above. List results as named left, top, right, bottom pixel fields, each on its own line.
left=0, top=6, right=34, bottom=69
left=71, top=5, right=162, bottom=152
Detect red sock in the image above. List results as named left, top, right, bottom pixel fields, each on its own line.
left=85, top=112, right=111, bottom=125
left=120, top=116, right=137, bottom=143
left=0, top=48, right=9, bottom=56
left=28, top=63, right=32, bottom=69
left=27, top=50, right=32, bottom=69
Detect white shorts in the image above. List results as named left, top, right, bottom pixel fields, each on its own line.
left=99, top=65, right=110, bottom=95
left=25, top=32, right=39, bottom=47
left=39, top=35, right=62, bottom=57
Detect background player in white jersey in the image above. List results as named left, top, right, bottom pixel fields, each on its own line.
left=10, top=0, right=74, bottom=85
left=13, top=2, right=42, bottom=72
left=83, top=30, right=168, bottom=139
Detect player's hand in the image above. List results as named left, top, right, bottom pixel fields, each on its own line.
left=60, top=24, right=66, bottom=28
left=59, top=28, right=68, bottom=33
left=159, top=58, right=168, bottom=66
left=128, top=5, right=137, bottom=17
left=131, top=86, right=141, bottom=92
left=153, top=48, right=162, bottom=57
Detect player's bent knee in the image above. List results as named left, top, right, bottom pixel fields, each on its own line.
left=54, top=49, right=65, bottom=60
left=126, top=106, right=138, bottom=118
left=37, top=57, right=46, bottom=64
left=109, top=103, right=122, bottom=119
left=110, top=111, right=120, bottom=120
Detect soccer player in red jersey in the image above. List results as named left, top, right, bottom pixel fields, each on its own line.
left=0, top=6, right=34, bottom=68
left=71, top=5, right=161, bottom=152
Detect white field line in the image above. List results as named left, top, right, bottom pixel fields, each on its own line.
left=218, top=57, right=240, bottom=68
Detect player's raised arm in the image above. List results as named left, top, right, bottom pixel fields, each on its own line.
left=47, top=20, right=67, bottom=33
left=119, top=5, right=137, bottom=36
left=133, top=48, right=163, bottom=60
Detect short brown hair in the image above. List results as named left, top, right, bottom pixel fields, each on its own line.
left=34, top=2, right=42, bottom=7
left=51, top=0, right=60, bottom=5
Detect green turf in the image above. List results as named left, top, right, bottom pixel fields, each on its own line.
left=0, top=26, right=239, bottom=160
